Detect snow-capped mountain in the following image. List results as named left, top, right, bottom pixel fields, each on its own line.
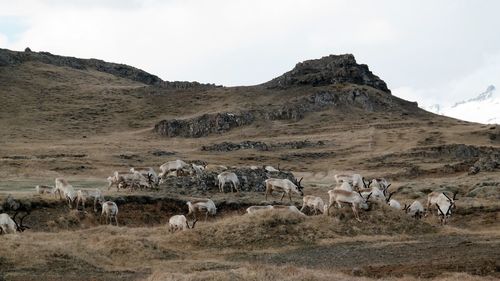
left=425, top=85, right=499, bottom=124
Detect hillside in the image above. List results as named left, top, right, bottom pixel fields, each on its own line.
left=0, top=48, right=499, bottom=180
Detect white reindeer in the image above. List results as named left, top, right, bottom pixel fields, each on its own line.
left=191, top=163, right=205, bottom=176
left=217, top=171, right=240, bottom=193
left=130, top=167, right=158, bottom=187
left=246, top=205, right=274, bottom=214
left=168, top=215, right=197, bottom=232
left=159, top=160, right=190, bottom=181
left=54, top=178, right=75, bottom=200
left=403, top=200, right=424, bottom=219
left=426, top=191, right=457, bottom=224
left=0, top=213, right=18, bottom=234
left=186, top=199, right=217, bottom=221
left=385, top=192, right=401, bottom=210
left=325, top=190, right=371, bottom=222
left=101, top=201, right=118, bottom=226
left=0, top=212, right=29, bottom=234
left=264, top=178, right=304, bottom=202
left=35, top=185, right=54, bottom=195
left=76, top=189, right=104, bottom=212
left=335, top=180, right=353, bottom=192
left=264, top=165, right=280, bottom=173
left=334, top=174, right=365, bottom=190
left=272, top=205, right=306, bottom=216
left=300, top=195, right=325, bottom=215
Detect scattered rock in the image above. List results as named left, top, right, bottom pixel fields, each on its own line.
left=150, top=150, right=176, bottom=157
left=201, top=140, right=325, bottom=152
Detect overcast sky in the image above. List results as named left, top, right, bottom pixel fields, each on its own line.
left=1, top=0, right=498, bottom=107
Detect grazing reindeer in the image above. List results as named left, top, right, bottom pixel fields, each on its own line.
left=76, top=189, right=104, bottom=212
left=191, top=163, right=205, bottom=176
left=54, top=178, right=75, bottom=200
left=35, top=185, right=54, bottom=195
left=246, top=205, right=274, bottom=214
left=272, top=205, right=306, bottom=216
left=159, top=160, right=190, bottom=181
left=325, top=190, right=371, bottom=222
left=0, top=212, right=30, bottom=234
left=217, top=171, right=240, bottom=193
left=168, top=215, right=197, bottom=232
left=385, top=192, right=401, bottom=210
left=264, top=178, right=304, bottom=202
left=101, top=201, right=118, bottom=226
left=66, top=190, right=78, bottom=209
left=300, top=195, right=325, bottom=215
left=186, top=199, right=217, bottom=221
left=334, top=180, right=353, bottom=192
left=130, top=167, right=159, bottom=187
left=403, top=200, right=424, bottom=219
left=426, top=191, right=458, bottom=225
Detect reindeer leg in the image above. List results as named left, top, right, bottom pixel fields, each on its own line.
left=289, top=192, right=292, bottom=202
left=352, top=204, right=361, bottom=222
left=280, top=191, right=285, bottom=201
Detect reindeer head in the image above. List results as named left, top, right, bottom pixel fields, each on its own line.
left=402, top=203, right=410, bottom=213
left=357, top=191, right=372, bottom=210
left=12, top=212, right=30, bottom=232
left=443, top=191, right=458, bottom=210
left=186, top=218, right=198, bottom=229
left=293, top=177, right=304, bottom=196
left=386, top=191, right=395, bottom=204
left=436, top=203, right=452, bottom=224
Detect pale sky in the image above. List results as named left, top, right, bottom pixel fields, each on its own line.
left=1, top=0, right=499, bottom=107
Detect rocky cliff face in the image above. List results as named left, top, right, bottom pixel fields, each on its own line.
left=263, top=54, right=390, bottom=93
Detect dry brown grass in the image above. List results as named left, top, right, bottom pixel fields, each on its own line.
left=145, top=264, right=498, bottom=281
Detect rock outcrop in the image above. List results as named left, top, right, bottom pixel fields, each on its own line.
left=263, top=54, right=390, bottom=93
left=154, top=112, right=255, bottom=138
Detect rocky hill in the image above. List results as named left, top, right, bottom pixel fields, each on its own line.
left=263, top=54, right=390, bottom=92
left=0, top=47, right=497, bottom=179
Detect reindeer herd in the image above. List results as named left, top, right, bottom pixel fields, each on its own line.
left=0, top=160, right=459, bottom=235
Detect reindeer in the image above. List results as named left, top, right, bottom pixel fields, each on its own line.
left=76, top=189, right=104, bottom=212
left=186, top=199, right=217, bottom=221
left=66, top=190, right=78, bottom=209
left=334, top=180, right=353, bottom=192
left=264, top=165, right=280, bottom=173
left=385, top=191, right=401, bottom=210
left=159, top=160, right=190, bottom=181
left=300, top=195, right=325, bottom=215
left=100, top=201, right=118, bottom=226
left=130, top=167, right=159, bottom=187
left=0, top=212, right=30, bottom=234
left=168, top=215, right=197, bottom=232
left=54, top=178, right=75, bottom=200
left=246, top=205, right=274, bottom=214
left=217, top=171, right=240, bottom=193
left=191, top=163, right=206, bottom=176
left=426, top=191, right=458, bottom=225
left=272, top=205, right=306, bottom=216
left=35, top=185, right=54, bottom=195
left=334, top=174, right=365, bottom=190
left=264, top=178, right=304, bottom=202
left=403, top=200, right=424, bottom=219
left=325, top=190, right=371, bottom=222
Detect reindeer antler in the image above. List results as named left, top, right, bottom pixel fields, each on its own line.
left=435, top=203, right=445, bottom=217
left=362, top=177, right=368, bottom=189
left=442, top=192, right=453, bottom=202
